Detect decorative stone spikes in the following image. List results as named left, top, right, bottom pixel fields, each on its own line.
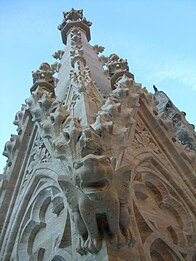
left=25, top=86, right=91, bottom=160
left=92, top=44, right=105, bottom=55
left=79, top=127, right=103, bottom=157
left=52, top=50, right=64, bottom=60
left=31, top=62, right=57, bottom=95
left=13, top=104, right=27, bottom=135
left=89, top=87, right=139, bottom=160
left=2, top=104, right=30, bottom=168
left=26, top=87, right=54, bottom=122
left=154, top=88, right=196, bottom=151
left=58, top=8, right=92, bottom=44
left=107, top=54, right=129, bottom=75
left=106, top=54, right=135, bottom=90
left=3, top=134, right=20, bottom=167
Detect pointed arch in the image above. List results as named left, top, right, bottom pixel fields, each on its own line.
left=130, top=150, right=195, bottom=258
left=3, top=167, right=69, bottom=261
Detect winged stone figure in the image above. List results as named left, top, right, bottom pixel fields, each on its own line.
left=58, top=154, right=134, bottom=255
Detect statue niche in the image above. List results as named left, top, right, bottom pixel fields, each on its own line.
left=58, top=154, right=134, bottom=255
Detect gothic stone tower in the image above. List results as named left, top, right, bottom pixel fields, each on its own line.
left=0, top=9, right=196, bottom=261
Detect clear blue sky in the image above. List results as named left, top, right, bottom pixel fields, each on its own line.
left=0, top=0, right=196, bottom=172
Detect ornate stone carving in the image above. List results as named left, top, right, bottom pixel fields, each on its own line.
left=58, top=9, right=92, bottom=44
left=99, top=55, right=108, bottom=66
left=65, top=24, right=104, bottom=112
left=58, top=9, right=92, bottom=30
left=51, top=61, right=61, bottom=73
left=1, top=8, right=196, bottom=261
left=58, top=155, right=134, bottom=255
left=107, top=54, right=129, bottom=77
left=15, top=172, right=68, bottom=261
left=31, top=62, right=57, bottom=94
left=22, top=135, right=51, bottom=189
left=3, top=134, right=20, bottom=167
left=52, top=50, right=64, bottom=60
left=154, top=88, right=196, bottom=151
left=131, top=116, right=174, bottom=170
left=93, top=44, right=105, bottom=55
left=26, top=85, right=97, bottom=161
left=26, top=88, right=54, bottom=122
left=70, top=27, right=82, bottom=48
left=132, top=157, right=196, bottom=260
left=13, top=104, right=27, bottom=135
left=88, top=83, right=139, bottom=162
left=70, top=66, right=92, bottom=90
left=79, top=127, right=103, bottom=157
left=105, top=54, right=135, bottom=90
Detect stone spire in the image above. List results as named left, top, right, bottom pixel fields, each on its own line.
left=55, top=8, right=111, bottom=108
left=0, top=8, right=195, bottom=261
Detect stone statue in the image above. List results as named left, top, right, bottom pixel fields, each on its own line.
left=58, top=154, right=134, bottom=255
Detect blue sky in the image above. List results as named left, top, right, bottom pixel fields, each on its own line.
left=0, top=0, right=196, bottom=172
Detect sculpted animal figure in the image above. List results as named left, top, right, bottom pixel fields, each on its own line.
left=58, top=154, right=134, bottom=255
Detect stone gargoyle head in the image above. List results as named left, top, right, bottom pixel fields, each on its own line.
left=73, top=154, right=115, bottom=201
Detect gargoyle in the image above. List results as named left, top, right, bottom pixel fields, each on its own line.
left=58, top=154, right=134, bottom=255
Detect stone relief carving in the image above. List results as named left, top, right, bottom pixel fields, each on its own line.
left=65, top=25, right=104, bottom=112
left=132, top=157, right=196, bottom=260
left=58, top=155, right=134, bottom=255
left=22, top=135, right=51, bottom=189
left=70, top=27, right=83, bottom=49
left=130, top=116, right=175, bottom=171
left=15, top=173, right=69, bottom=261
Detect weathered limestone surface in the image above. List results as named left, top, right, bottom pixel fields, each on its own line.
left=0, top=8, right=196, bottom=261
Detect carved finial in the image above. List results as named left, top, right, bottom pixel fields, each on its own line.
left=58, top=9, right=92, bottom=44
left=107, top=54, right=129, bottom=77
left=31, top=62, right=57, bottom=95
left=59, top=9, right=92, bottom=28
left=63, top=8, right=83, bottom=23
left=93, top=44, right=105, bottom=55
left=106, top=54, right=134, bottom=90
left=52, top=50, right=64, bottom=60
